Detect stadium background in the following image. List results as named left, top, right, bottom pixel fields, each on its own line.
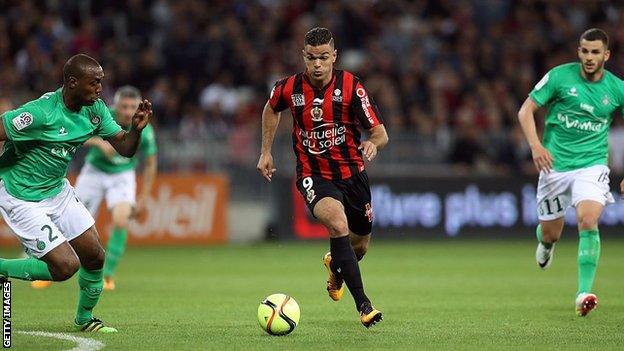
left=2, top=1, right=624, bottom=350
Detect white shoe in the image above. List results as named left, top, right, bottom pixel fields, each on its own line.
left=535, top=242, right=555, bottom=270
left=575, top=293, right=598, bottom=317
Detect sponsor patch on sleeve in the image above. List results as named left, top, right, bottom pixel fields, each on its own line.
left=12, top=112, right=33, bottom=131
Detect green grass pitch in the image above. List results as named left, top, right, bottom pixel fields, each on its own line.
left=2, top=238, right=624, bottom=350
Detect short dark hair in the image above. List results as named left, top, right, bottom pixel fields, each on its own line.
left=114, top=85, right=142, bottom=104
left=580, top=28, right=609, bottom=48
left=304, top=27, right=334, bottom=47
left=63, top=54, right=101, bottom=83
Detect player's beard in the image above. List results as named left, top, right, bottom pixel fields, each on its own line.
left=582, top=60, right=604, bottom=77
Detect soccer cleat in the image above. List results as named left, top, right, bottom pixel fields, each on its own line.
left=535, top=242, right=555, bottom=270
left=575, top=293, right=598, bottom=317
left=103, top=277, right=115, bottom=291
left=359, top=302, right=383, bottom=328
left=74, top=317, right=118, bottom=333
left=322, top=252, right=344, bottom=301
left=31, top=280, right=52, bottom=289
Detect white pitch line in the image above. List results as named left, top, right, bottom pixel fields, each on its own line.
left=18, top=331, right=105, bottom=351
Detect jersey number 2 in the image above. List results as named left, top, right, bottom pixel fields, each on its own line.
left=41, top=225, right=58, bottom=242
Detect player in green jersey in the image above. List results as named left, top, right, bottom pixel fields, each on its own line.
left=518, top=28, right=624, bottom=316
left=77, top=85, right=157, bottom=290
left=30, top=86, right=158, bottom=291
left=0, top=54, right=152, bottom=332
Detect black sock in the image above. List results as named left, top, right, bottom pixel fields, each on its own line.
left=330, top=236, right=369, bottom=310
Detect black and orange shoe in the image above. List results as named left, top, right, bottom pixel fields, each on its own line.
left=359, top=302, right=383, bottom=328
left=322, top=252, right=344, bottom=301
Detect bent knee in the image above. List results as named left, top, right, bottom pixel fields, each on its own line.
left=50, top=259, right=80, bottom=281
left=81, top=247, right=105, bottom=271
left=353, top=244, right=368, bottom=261
left=326, top=218, right=349, bottom=237
left=578, top=216, right=599, bottom=230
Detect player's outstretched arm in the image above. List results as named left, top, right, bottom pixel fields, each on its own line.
left=518, top=97, right=553, bottom=173
left=108, top=99, right=153, bottom=158
left=257, top=102, right=281, bottom=182
left=359, top=125, right=388, bottom=162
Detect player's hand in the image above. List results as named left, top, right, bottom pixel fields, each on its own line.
left=257, top=153, right=277, bottom=182
left=530, top=144, right=553, bottom=173
left=133, top=197, right=148, bottom=221
left=619, top=178, right=624, bottom=198
left=359, top=141, right=378, bottom=161
left=132, top=99, right=152, bottom=132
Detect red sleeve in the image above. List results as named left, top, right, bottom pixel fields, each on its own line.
left=269, top=79, right=288, bottom=112
left=350, top=80, right=383, bottom=129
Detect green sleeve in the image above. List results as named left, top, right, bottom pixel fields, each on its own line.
left=529, top=69, right=558, bottom=107
left=95, top=101, right=123, bottom=139
left=1, top=103, right=47, bottom=141
left=139, top=124, right=157, bottom=156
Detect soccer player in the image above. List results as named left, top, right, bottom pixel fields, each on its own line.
left=31, top=86, right=158, bottom=291
left=518, top=28, right=624, bottom=316
left=0, top=54, right=152, bottom=332
left=257, top=27, right=389, bottom=328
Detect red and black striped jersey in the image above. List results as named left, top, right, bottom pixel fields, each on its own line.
left=269, top=69, right=384, bottom=180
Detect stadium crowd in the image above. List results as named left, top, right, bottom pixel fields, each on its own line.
left=2, top=0, right=624, bottom=174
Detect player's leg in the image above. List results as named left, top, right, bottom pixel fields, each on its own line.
left=0, top=183, right=80, bottom=282
left=30, top=164, right=105, bottom=289
left=349, top=232, right=370, bottom=262
left=102, top=170, right=136, bottom=290
left=297, top=176, right=347, bottom=301
left=69, top=227, right=116, bottom=332
left=314, top=197, right=372, bottom=312
left=535, top=218, right=564, bottom=269
left=571, top=165, right=612, bottom=316
left=102, top=202, right=132, bottom=290
left=342, top=170, right=381, bottom=327
left=574, top=200, right=602, bottom=316
left=53, top=180, right=116, bottom=332
left=535, top=170, right=571, bottom=269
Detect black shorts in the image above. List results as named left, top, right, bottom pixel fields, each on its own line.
left=296, top=171, right=373, bottom=236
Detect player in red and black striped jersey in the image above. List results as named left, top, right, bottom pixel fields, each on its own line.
left=257, top=27, right=388, bottom=328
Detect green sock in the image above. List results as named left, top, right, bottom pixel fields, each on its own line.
left=0, top=257, right=53, bottom=281
left=577, top=229, right=600, bottom=296
left=75, top=267, right=104, bottom=325
left=536, top=224, right=553, bottom=249
left=103, top=227, right=128, bottom=278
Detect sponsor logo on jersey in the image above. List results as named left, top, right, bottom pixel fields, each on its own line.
left=11, top=112, right=33, bottom=131
left=300, top=123, right=346, bottom=155
left=557, top=113, right=605, bottom=132
left=567, top=87, right=578, bottom=97
left=602, top=95, right=610, bottom=105
left=356, top=88, right=375, bottom=124
left=332, top=88, right=343, bottom=102
left=580, top=103, right=595, bottom=114
left=50, top=145, right=77, bottom=158
left=291, top=94, right=305, bottom=107
left=58, top=126, right=67, bottom=136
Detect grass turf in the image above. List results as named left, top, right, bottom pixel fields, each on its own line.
left=2, top=238, right=624, bottom=350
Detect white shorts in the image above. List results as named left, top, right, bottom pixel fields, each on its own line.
left=0, top=179, right=95, bottom=258
left=74, top=163, right=136, bottom=216
left=536, top=164, right=614, bottom=221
